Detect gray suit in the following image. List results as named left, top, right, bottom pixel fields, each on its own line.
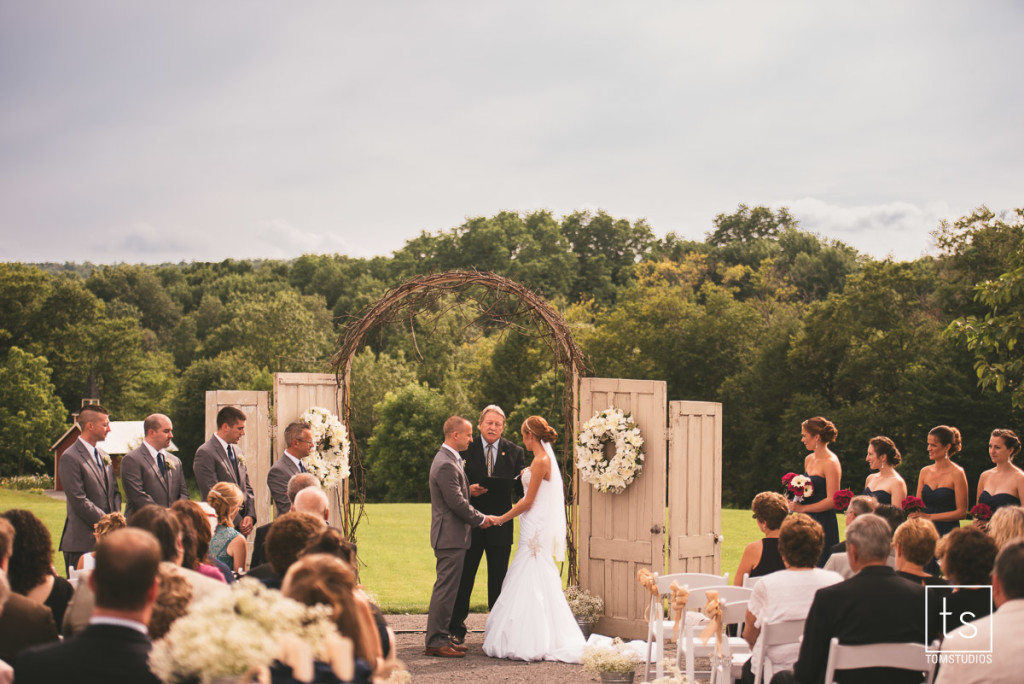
left=266, top=452, right=301, bottom=516
left=193, top=436, right=257, bottom=527
left=120, top=443, right=189, bottom=521
left=58, top=439, right=120, bottom=554
left=426, top=445, right=486, bottom=649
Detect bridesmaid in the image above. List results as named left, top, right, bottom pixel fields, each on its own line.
left=975, top=429, right=1024, bottom=520
left=863, top=436, right=907, bottom=506
left=788, top=416, right=841, bottom=567
left=912, top=425, right=968, bottom=537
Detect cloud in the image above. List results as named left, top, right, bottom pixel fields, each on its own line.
left=773, top=198, right=955, bottom=261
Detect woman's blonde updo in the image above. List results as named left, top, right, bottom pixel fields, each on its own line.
left=207, top=481, right=243, bottom=527
left=929, top=425, right=962, bottom=456
left=522, top=415, right=558, bottom=443
left=803, top=416, right=838, bottom=444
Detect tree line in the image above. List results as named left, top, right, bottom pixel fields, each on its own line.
left=2, top=205, right=1022, bottom=506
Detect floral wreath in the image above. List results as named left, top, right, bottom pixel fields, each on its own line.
left=575, top=407, right=645, bottom=494
left=299, top=406, right=351, bottom=489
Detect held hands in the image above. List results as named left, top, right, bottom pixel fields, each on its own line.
left=480, top=515, right=503, bottom=528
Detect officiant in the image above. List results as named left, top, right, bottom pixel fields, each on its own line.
left=448, top=405, right=526, bottom=644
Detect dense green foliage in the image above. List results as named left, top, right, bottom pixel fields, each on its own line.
left=3, top=205, right=1022, bottom=504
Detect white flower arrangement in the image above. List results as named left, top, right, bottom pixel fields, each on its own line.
left=581, top=637, right=641, bottom=676
left=300, top=406, right=351, bottom=489
left=575, top=407, right=645, bottom=494
left=149, top=578, right=338, bottom=684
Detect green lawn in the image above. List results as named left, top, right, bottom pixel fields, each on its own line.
left=0, top=491, right=844, bottom=613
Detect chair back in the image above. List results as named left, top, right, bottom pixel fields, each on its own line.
left=822, top=637, right=937, bottom=684
left=688, top=584, right=753, bottom=612
left=654, top=571, right=728, bottom=596
left=753, top=618, right=805, bottom=684
left=742, top=572, right=763, bottom=588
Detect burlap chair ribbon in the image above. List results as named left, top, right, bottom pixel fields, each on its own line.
left=697, top=589, right=724, bottom=656
left=668, top=581, right=689, bottom=643
left=637, top=568, right=660, bottom=620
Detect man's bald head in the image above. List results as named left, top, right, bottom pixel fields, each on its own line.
left=293, top=487, right=330, bottom=522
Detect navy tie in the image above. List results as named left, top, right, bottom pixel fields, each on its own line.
left=157, top=451, right=167, bottom=476
left=298, top=459, right=306, bottom=473
left=93, top=447, right=104, bottom=472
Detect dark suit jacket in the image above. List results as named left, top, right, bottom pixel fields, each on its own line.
left=15, top=622, right=160, bottom=684
left=120, top=443, right=189, bottom=520
left=267, top=452, right=302, bottom=516
left=0, top=592, right=58, bottom=663
left=792, top=565, right=926, bottom=684
left=58, top=439, right=121, bottom=553
left=193, top=436, right=257, bottom=526
left=250, top=521, right=271, bottom=568
left=461, top=436, right=526, bottom=547
left=429, top=445, right=485, bottom=550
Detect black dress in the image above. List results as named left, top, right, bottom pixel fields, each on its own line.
left=978, top=490, right=1021, bottom=512
left=804, top=474, right=839, bottom=567
left=862, top=486, right=892, bottom=505
left=921, top=484, right=959, bottom=536
left=749, top=537, right=785, bottom=577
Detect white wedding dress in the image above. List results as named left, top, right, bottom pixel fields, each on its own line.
left=483, top=445, right=586, bottom=662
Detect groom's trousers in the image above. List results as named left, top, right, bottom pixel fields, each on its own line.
left=426, top=547, right=466, bottom=648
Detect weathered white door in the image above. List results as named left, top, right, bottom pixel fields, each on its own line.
left=273, top=373, right=347, bottom=530
left=204, top=390, right=273, bottom=530
left=578, top=377, right=667, bottom=639
left=667, top=401, right=723, bottom=574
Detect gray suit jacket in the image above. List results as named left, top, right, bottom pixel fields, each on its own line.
left=58, top=440, right=120, bottom=553
left=267, top=453, right=301, bottom=516
left=120, top=444, right=189, bottom=520
left=429, top=445, right=486, bottom=550
left=193, top=436, right=257, bottom=526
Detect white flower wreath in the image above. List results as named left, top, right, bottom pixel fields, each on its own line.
left=575, top=407, right=645, bottom=494
left=299, top=406, right=351, bottom=489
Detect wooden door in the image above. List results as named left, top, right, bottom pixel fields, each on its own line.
left=578, top=377, right=667, bottom=639
left=273, top=373, right=347, bottom=530
left=204, top=390, right=272, bottom=529
left=667, top=401, right=723, bottom=574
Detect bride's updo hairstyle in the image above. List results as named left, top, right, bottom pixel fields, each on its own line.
left=929, top=425, right=962, bottom=456
left=802, top=416, right=838, bottom=444
left=522, top=416, right=558, bottom=444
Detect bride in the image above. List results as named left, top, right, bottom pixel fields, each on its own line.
left=483, top=415, right=586, bottom=662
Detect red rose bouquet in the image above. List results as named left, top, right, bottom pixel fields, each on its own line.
left=833, top=488, right=855, bottom=511
left=901, top=495, right=926, bottom=514
left=969, top=503, right=992, bottom=522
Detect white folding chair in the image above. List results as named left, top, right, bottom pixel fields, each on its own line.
left=686, top=585, right=753, bottom=635
left=680, top=596, right=753, bottom=684
left=641, top=572, right=728, bottom=682
left=822, top=637, right=937, bottom=684
left=751, top=618, right=805, bottom=684
left=742, top=572, right=763, bottom=589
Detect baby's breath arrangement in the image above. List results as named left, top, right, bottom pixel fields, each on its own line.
left=149, top=579, right=338, bottom=684
left=564, top=585, right=604, bottom=621
left=581, top=638, right=641, bottom=676
left=649, top=663, right=688, bottom=683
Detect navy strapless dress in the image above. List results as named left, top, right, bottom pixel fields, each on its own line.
left=921, top=484, right=959, bottom=536
left=862, top=486, right=892, bottom=505
left=804, top=474, right=839, bottom=567
left=978, top=490, right=1021, bottom=512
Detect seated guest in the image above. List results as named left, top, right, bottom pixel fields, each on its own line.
left=770, top=514, right=927, bottom=684
left=0, top=573, right=14, bottom=683
left=251, top=473, right=320, bottom=568
left=824, top=501, right=902, bottom=579
left=930, top=526, right=998, bottom=635
left=293, top=486, right=331, bottom=523
left=822, top=495, right=876, bottom=565
left=987, top=505, right=1024, bottom=550
left=170, top=500, right=226, bottom=583
left=282, top=554, right=378, bottom=682
left=892, top=518, right=946, bottom=586
left=0, top=518, right=57, bottom=663
left=15, top=528, right=163, bottom=684
left=0, top=510, right=74, bottom=629
left=63, top=505, right=228, bottom=635
left=735, top=492, right=788, bottom=585
left=207, top=482, right=247, bottom=574
left=75, top=512, right=126, bottom=570
left=249, top=512, right=325, bottom=588
left=935, top=538, right=1024, bottom=683
left=147, top=565, right=192, bottom=640
left=741, top=514, right=842, bottom=684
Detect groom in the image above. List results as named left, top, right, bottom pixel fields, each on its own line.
left=426, top=416, right=499, bottom=657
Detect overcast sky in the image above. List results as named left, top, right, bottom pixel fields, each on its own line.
left=1, top=1, right=1021, bottom=265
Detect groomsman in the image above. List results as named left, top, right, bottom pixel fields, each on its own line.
left=267, top=421, right=313, bottom=516
left=193, top=406, right=257, bottom=535
left=121, top=413, right=189, bottom=520
left=448, top=405, right=526, bottom=644
left=57, top=405, right=121, bottom=574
